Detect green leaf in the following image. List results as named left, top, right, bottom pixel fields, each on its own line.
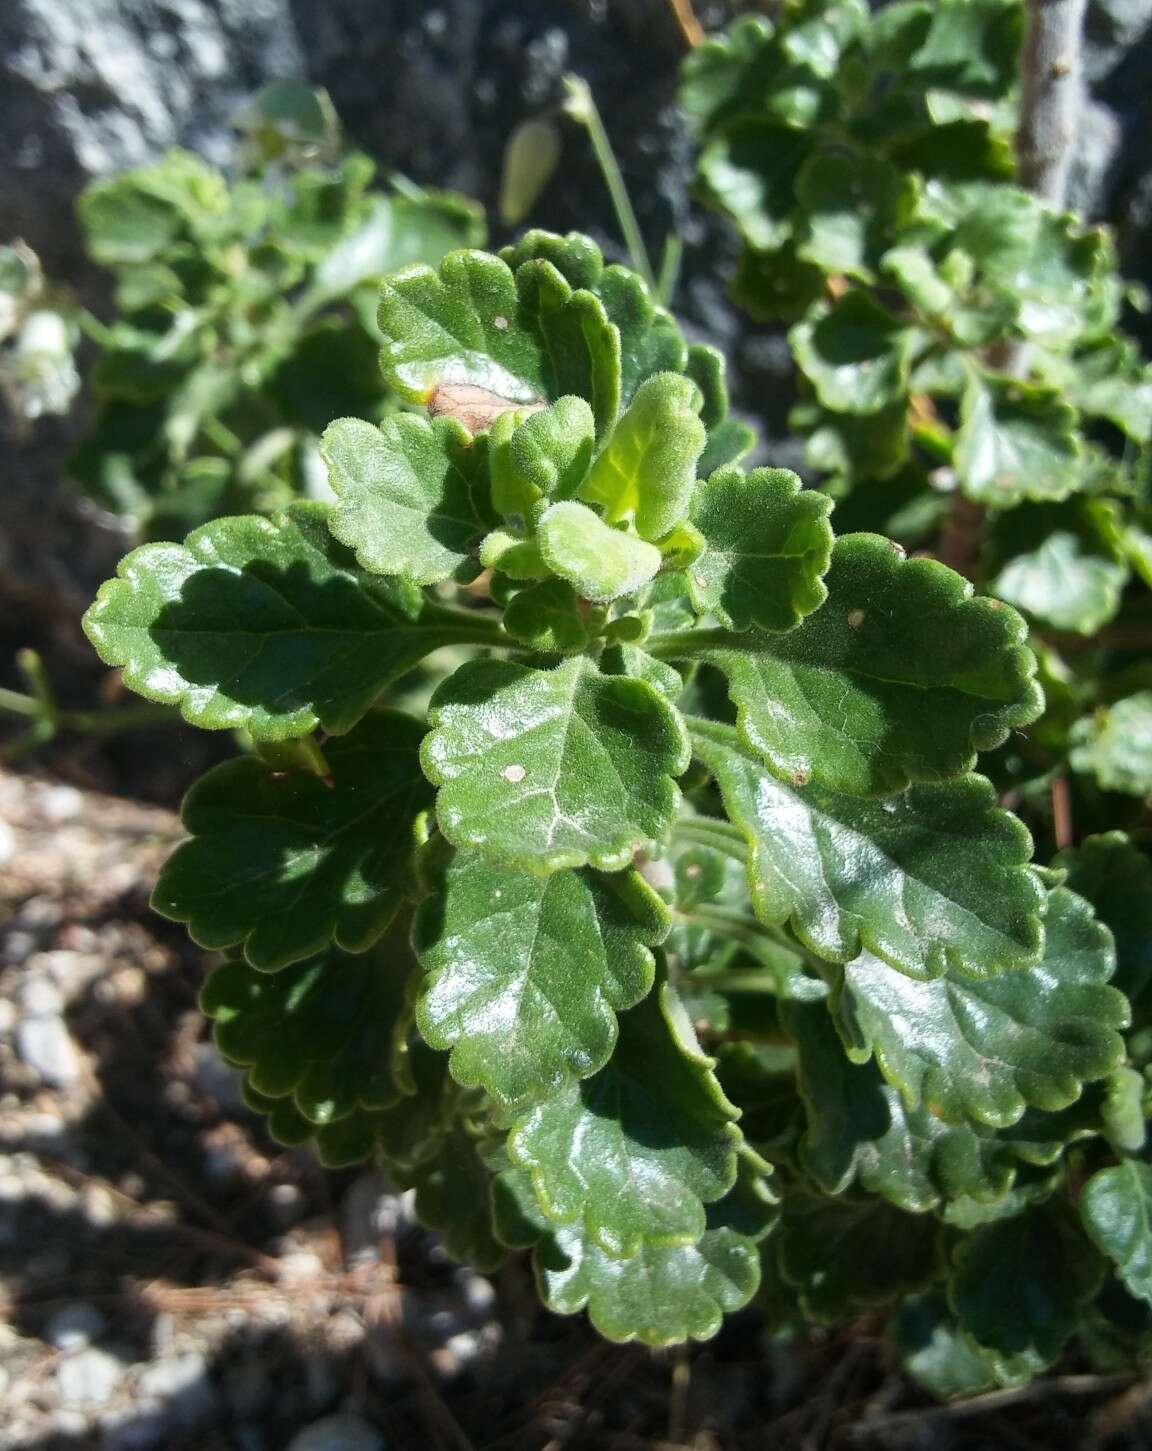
left=1071, top=693, right=1152, bottom=798
left=536, top=502, right=663, bottom=604
left=907, top=0, right=1023, bottom=99
left=407, top=1129, right=507, bottom=1272
left=697, top=121, right=812, bottom=250
left=509, top=981, right=741, bottom=1256
left=778, top=1194, right=940, bottom=1321
left=1082, top=1162, right=1152, bottom=1306
left=200, top=941, right=413, bottom=1123
left=791, top=292, right=913, bottom=416
left=503, top=579, right=594, bottom=654
left=893, top=1292, right=1009, bottom=1401
left=1055, top=833, right=1152, bottom=1004
left=795, top=152, right=916, bottom=280
left=489, top=395, right=596, bottom=518
left=992, top=531, right=1127, bottom=636
left=698, top=533, right=1042, bottom=796
left=78, top=149, right=228, bottom=264
left=1065, top=339, right=1152, bottom=442
left=422, top=655, right=689, bottom=872
left=694, top=722, right=1043, bottom=979
left=950, top=1201, right=1104, bottom=1375
left=377, top=247, right=620, bottom=435
left=321, top=414, right=494, bottom=586
left=533, top=1220, right=761, bottom=1346
left=831, top=886, right=1128, bottom=1128
left=730, top=242, right=827, bottom=325
left=154, top=713, right=431, bottom=970
left=787, top=998, right=1026, bottom=1212
left=955, top=375, right=1082, bottom=507
left=578, top=373, right=706, bottom=541
left=82, top=503, right=452, bottom=739
left=414, top=848, right=667, bottom=1104
left=687, top=466, right=833, bottom=632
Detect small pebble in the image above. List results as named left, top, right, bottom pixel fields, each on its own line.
left=56, top=1346, right=124, bottom=1407
left=137, top=1351, right=216, bottom=1426
left=15, top=1014, right=81, bottom=1086
left=0, top=819, right=15, bottom=867
left=40, top=784, right=84, bottom=822
left=287, top=1412, right=385, bottom=1451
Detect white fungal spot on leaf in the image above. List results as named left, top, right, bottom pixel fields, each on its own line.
left=847, top=609, right=866, bottom=629
left=502, top=763, right=527, bottom=784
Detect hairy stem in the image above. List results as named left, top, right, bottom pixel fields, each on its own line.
left=563, top=76, right=657, bottom=295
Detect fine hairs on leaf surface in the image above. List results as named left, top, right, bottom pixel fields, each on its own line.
left=81, top=64, right=1152, bottom=1367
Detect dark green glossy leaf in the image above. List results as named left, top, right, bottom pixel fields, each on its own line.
left=950, top=1201, right=1104, bottom=1375
left=414, top=848, right=667, bottom=1105
left=509, top=982, right=741, bottom=1257
left=1055, top=833, right=1152, bottom=1004
left=81, top=503, right=450, bottom=739
left=155, top=712, right=431, bottom=969
left=422, top=655, right=690, bottom=872
left=955, top=375, right=1082, bottom=507
left=832, top=886, right=1128, bottom=1127
left=1082, top=1162, right=1152, bottom=1306
left=1070, top=693, right=1152, bottom=798
left=893, top=1292, right=1010, bottom=1401
left=200, top=942, right=413, bottom=1124
left=694, top=721, right=1043, bottom=979
left=778, top=1194, right=940, bottom=1321
left=699, top=533, right=1042, bottom=797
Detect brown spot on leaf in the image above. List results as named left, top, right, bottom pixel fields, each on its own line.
left=791, top=768, right=811, bottom=787
left=429, top=382, right=546, bottom=435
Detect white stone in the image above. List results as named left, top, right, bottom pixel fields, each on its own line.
left=15, top=1014, right=81, bottom=1086
left=57, top=1346, right=124, bottom=1407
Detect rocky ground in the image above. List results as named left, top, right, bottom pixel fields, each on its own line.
left=3, top=766, right=1152, bottom=1450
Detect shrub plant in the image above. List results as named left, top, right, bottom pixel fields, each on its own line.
left=82, top=222, right=1152, bottom=1384
left=70, top=82, right=483, bottom=540
left=682, top=0, right=1152, bottom=839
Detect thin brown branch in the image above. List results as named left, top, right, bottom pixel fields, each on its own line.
left=666, top=0, right=705, bottom=48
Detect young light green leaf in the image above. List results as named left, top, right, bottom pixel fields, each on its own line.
left=1070, top=693, right=1152, bottom=798
left=831, top=886, right=1128, bottom=1128
left=377, top=248, right=620, bottom=434
left=534, top=1222, right=761, bottom=1346
left=786, top=999, right=1019, bottom=1213
left=510, top=982, right=741, bottom=1257
left=791, top=292, right=914, bottom=416
left=687, top=466, right=833, bottom=632
left=1082, top=1163, right=1152, bottom=1307
left=692, top=722, right=1044, bottom=980
left=695, top=533, right=1043, bottom=797
left=422, top=655, right=690, bottom=872
left=950, top=1201, right=1104, bottom=1375
left=778, top=1195, right=940, bottom=1322
left=537, top=501, right=663, bottom=604
left=321, top=414, right=494, bottom=585
left=414, top=849, right=667, bottom=1105
left=502, top=579, right=595, bottom=654
left=955, top=375, right=1082, bottom=506
left=1055, top=832, right=1152, bottom=1004
left=489, top=395, right=596, bottom=518
left=200, top=942, right=413, bottom=1124
left=154, top=713, right=431, bottom=970
left=478, top=528, right=548, bottom=581
left=82, top=503, right=450, bottom=740
left=578, top=373, right=706, bottom=541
